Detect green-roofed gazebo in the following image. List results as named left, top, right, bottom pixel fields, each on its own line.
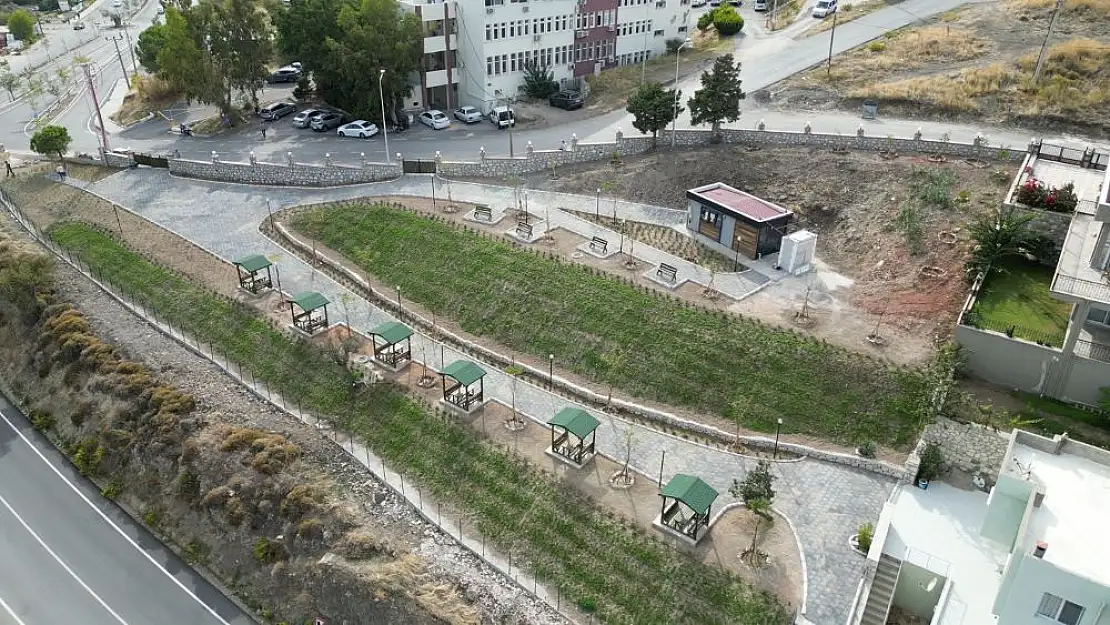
left=289, top=291, right=330, bottom=334
left=233, top=254, right=273, bottom=294
left=440, top=360, right=486, bottom=412
left=658, top=474, right=719, bottom=541
left=369, top=321, right=413, bottom=370
left=547, top=407, right=600, bottom=466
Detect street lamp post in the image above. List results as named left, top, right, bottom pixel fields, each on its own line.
left=378, top=69, right=390, bottom=163
left=595, top=188, right=600, bottom=220
left=774, top=418, right=783, bottom=459
left=548, top=354, right=554, bottom=389
left=670, top=39, right=692, bottom=149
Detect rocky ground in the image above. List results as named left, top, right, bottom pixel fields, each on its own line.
left=0, top=189, right=568, bottom=625
left=767, top=1, right=1110, bottom=139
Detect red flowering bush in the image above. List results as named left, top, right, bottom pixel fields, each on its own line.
left=1014, top=177, right=1078, bottom=213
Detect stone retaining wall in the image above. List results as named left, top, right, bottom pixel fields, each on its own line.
left=168, top=157, right=402, bottom=186
left=923, top=416, right=1009, bottom=479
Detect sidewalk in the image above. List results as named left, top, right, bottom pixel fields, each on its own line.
left=85, top=168, right=900, bottom=625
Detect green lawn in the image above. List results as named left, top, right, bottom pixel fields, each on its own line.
left=48, top=221, right=792, bottom=625
left=971, top=260, right=1071, bottom=346
left=292, top=203, right=931, bottom=448
left=1014, top=392, right=1110, bottom=450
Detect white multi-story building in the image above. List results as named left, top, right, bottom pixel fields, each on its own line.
left=400, top=0, right=692, bottom=113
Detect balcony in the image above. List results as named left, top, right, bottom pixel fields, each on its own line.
left=423, top=33, right=457, bottom=53
left=1050, top=196, right=1110, bottom=307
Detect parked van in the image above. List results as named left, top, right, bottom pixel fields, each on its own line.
left=489, top=106, right=516, bottom=129
left=754, top=0, right=767, bottom=10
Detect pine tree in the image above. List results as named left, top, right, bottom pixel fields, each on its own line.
left=688, top=54, right=746, bottom=137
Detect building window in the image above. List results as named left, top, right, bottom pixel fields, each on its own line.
left=699, top=206, right=723, bottom=241
left=1089, top=306, right=1110, bottom=326
left=1037, top=594, right=1085, bottom=625
left=677, top=25, right=687, bottom=32
left=654, top=29, right=664, bottom=36
left=487, top=57, right=493, bottom=75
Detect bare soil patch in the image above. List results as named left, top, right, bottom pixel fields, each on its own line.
left=772, top=2, right=1110, bottom=138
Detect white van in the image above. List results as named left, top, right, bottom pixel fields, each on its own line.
left=754, top=0, right=767, bottom=10
left=489, top=106, right=516, bottom=129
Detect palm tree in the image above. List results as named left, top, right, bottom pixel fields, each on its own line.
left=965, top=207, right=1036, bottom=280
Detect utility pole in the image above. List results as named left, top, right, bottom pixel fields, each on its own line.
left=826, top=10, right=838, bottom=77
left=1032, top=0, right=1063, bottom=86
left=82, top=63, right=110, bottom=153
left=122, top=27, right=138, bottom=79
left=106, top=35, right=130, bottom=88
left=768, top=0, right=779, bottom=30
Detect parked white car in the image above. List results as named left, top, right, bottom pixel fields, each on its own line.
left=691, top=0, right=707, bottom=7
left=337, top=120, right=380, bottom=138
left=292, top=108, right=325, bottom=128
left=419, top=110, right=451, bottom=130
left=812, top=0, right=837, bottom=17
left=453, top=106, right=483, bottom=123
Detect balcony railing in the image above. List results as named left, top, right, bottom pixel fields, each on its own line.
left=1075, top=338, right=1110, bottom=364
left=1052, top=274, right=1110, bottom=306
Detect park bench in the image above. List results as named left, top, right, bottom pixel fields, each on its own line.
left=589, top=236, right=608, bottom=255
left=516, top=220, right=534, bottom=240
left=656, top=263, right=678, bottom=284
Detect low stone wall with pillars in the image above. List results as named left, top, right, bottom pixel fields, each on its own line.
left=168, top=150, right=402, bottom=186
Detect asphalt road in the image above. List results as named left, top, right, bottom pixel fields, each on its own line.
left=0, top=392, right=254, bottom=625
left=8, top=0, right=1101, bottom=166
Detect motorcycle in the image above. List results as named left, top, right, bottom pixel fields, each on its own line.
left=179, top=123, right=193, bottom=137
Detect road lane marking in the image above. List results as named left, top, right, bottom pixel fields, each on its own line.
left=0, top=593, right=29, bottom=625
left=0, top=492, right=129, bottom=625
left=0, top=410, right=233, bottom=625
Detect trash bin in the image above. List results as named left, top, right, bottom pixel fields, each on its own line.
left=861, top=100, right=878, bottom=119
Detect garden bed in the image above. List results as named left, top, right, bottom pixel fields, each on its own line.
left=45, top=221, right=794, bottom=625
left=968, top=259, right=1070, bottom=346
left=288, top=202, right=932, bottom=449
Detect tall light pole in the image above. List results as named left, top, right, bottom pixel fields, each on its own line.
left=670, top=38, right=691, bottom=149
left=595, top=187, right=601, bottom=219
left=378, top=69, right=390, bottom=163
left=774, top=418, right=783, bottom=459
left=640, top=26, right=650, bottom=84
left=123, top=25, right=138, bottom=78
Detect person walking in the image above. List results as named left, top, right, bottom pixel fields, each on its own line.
left=0, top=144, right=11, bottom=177
left=260, top=120, right=268, bottom=140
left=56, top=165, right=67, bottom=182
left=5, top=161, right=14, bottom=177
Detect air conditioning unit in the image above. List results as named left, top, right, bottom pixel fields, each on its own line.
left=533, top=34, right=542, bottom=42
left=576, top=29, right=587, bottom=38
left=486, top=6, right=494, bottom=13
left=655, top=1, right=665, bottom=6
left=522, top=4, right=529, bottom=10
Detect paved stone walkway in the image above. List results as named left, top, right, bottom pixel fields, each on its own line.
left=86, top=169, right=896, bottom=625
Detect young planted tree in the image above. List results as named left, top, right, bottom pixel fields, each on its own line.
left=729, top=460, right=776, bottom=564
left=687, top=54, right=746, bottom=139
left=626, top=81, right=682, bottom=146
left=135, top=23, right=168, bottom=73
left=29, top=125, right=72, bottom=162
left=613, top=428, right=638, bottom=485
left=505, top=363, right=526, bottom=430
left=598, top=349, right=627, bottom=407
left=0, top=71, right=21, bottom=101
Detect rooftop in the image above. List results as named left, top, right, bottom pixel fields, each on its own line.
left=233, top=254, right=272, bottom=273
left=1010, top=442, right=1110, bottom=587
left=290, top=291, right=329, bottom=312
left=547, top=407, right=600, bottom=440
left=686, top=183, right=792, bottom=223
left=1051, top=204, right=1110, bottom=307
left=440, top=360, right=486, bottom=386
left=660, top=474, right=718, bottom=517
left=1029, top=159, right=1105, bottom=206
left=883, top=483, right=1010, bottom=625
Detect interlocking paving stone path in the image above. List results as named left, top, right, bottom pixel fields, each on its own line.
left=85, top=169, right=897, bottom=625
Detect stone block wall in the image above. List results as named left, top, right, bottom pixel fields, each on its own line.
left=102, top=150, right=136, bottom=168
left=168, top=158, right=402, bottom=186
left=923, top=416, right=1009, bottom=479
left=438, top=127, right=1029, bottom=181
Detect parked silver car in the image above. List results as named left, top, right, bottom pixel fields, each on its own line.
left=292, top=108, right=325, bottom=128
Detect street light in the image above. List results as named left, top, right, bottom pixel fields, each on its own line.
left=548, top=354, right=554, bottom=389
left=773, top=418, right=783, bottom=459
left=670, top=38, right=692, bottom=149
left=378, top=69, right=390, bottom=163
left=595, top=188, right=601, bottom=220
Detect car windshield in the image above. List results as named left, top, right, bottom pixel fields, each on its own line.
left=816, top=1, right=828, bottom=6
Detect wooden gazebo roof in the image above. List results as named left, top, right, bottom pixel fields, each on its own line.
left=233, top=254, right=272, bottom=273
left=441, top=360, right=486, bottom=386
left=290, top=291, right=329, bottom=312
left=370, top=321, right=413, bottom=345
left=547, top=407, right=600, bottom=439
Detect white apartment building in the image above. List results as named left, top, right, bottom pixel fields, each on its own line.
left=400, top=0, right=692, bottom=113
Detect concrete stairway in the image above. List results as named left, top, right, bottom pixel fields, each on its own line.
left=860, top=553, right=903, bottom=625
